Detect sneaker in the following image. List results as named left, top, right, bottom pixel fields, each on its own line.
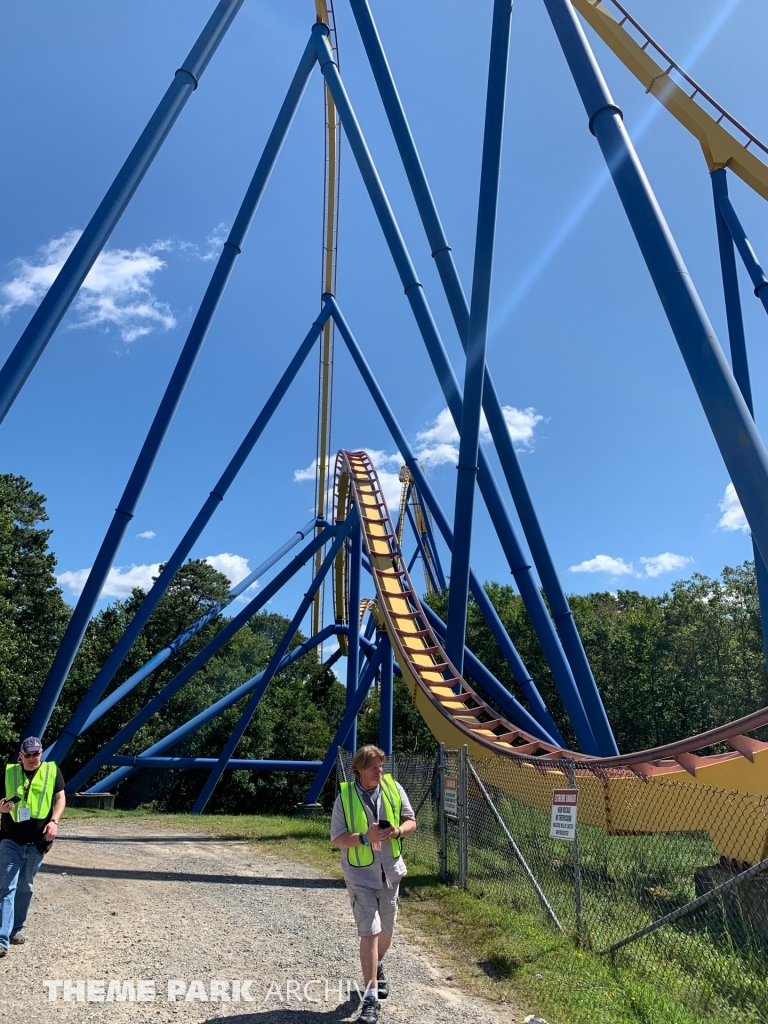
left=358, top=996, right=381, bottom=1023
left=9, top=934, right=24, bottom=945
left=376, top=962, right=389, bottom=999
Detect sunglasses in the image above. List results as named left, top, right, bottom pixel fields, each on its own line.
left=20, top=750, right=41, bottom=757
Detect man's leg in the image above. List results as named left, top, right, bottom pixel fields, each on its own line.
left=0, top=841, right=24, bottom=951
left=11, top=844, right=43, bottom=938
left=359, top=933, right=379, bottom=993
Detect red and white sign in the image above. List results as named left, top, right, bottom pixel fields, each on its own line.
left=549, top=788, right=578, bottom=840
left=443, top=776, right=458, bottom=815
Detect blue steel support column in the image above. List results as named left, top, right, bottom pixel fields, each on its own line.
left=713, top=179, right=768, bottom=319
left=313, top=33, right=601, bottom=752
left=405, top=504, right=439, bottom=594
left=348, top=0, right=614, bottom=754
left=26, top=41, right=319, bottom=743
left=544, top=0, right=768, bottom=576
left=192, top=513, right=357, bottom=814
left=303, top=639, right=387, bottom=806
left=65, top=525, right=336, bottom=794
left=711, top=169, right=768, bottom=667
left=87, top=626, right=338, bottom=793
left=379, top=631, right=394, bottom=756
left=0, top=0, right=244, bottom=425
left=48, top=309, right=329, bottom=763
left=346, top=518, right=363, bottom=752
left=332, top=301, right=571, bottom=747
left=411, top=486, right=448, bottom=590
left=447, top=0, right=513, bottom=672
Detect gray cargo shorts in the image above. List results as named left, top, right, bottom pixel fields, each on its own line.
left=346, top=881, right=400, bottom=937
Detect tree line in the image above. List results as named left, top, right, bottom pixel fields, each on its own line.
left=1, top=472, right=765, bottom=812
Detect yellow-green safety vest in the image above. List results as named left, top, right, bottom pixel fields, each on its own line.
left=4, top=761, right=57, bottom=823
left=340, top=773, right=402, bottom=867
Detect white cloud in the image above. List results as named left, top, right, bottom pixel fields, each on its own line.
left=413, top=405, right=543, bottom=468
left=204, top=553, right=252, bottom=588
left=640, top=552, right=693, bottom=578
left=58, top=562, right=161, bottom=599
left=718, top=483, right=749, bottom=534
left=569, top=555, right=636, bottom=576
left=0, top=230, right=177, bottom=342
left=294, top=460, right=317, bottom=483
left=178, top=223, right=228, bottom=262
left=136, top=530, right=156, bottom=539
left=58, top=550, right=256, bottom=602
left=365, top=449, right=403, bottom=513
left=501, top=405, right=544, bottom=447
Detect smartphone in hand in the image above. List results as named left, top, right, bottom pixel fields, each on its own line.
left=378, top=818, right=391, bottom=829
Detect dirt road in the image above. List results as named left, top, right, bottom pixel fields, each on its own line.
left=0, top=820, right=520, bottom=1023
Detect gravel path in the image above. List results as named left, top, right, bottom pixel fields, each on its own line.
left=0, top=820, right=522, bottom=1024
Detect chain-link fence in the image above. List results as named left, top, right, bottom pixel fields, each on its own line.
left=338, top=746, right=768, bottom=1022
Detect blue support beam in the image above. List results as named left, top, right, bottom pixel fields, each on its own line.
left=713, top=174, right=768, bottom=318
left=411, top=483, right=447, bottom=590
left=302, top=637, right=387, bottom=806
left=446, top=0, right=513, bottom=673
left=379, top=631, right=394, bottom=756
left=106, top=758, right=323, bottom=771
left=543, top=0, right=768, bottom=582
left=86, top=625, right=339, bottom=793
left=711, top=169, right=768, bottom=669
left=0, top=0, right=244, bottom=426
left=333, top=300, right=569, bottom=747
left=345, top=518, right=363, bottom=752
left=313, top=29, right=602, bottom=752
left=47, top=308, right=329, bottom=764
left=26, top=38, right=320, bottom=743
left=348, top=0, right=614, bottom=755
left=191, top=511, right=358, bottom=814
left=66, top=524, right=337, bottom=793
left=405, top=503, right=439, bottom=595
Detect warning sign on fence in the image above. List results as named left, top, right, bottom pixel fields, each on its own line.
left=549, top=788, right=578, bottom=840
left=443, top=776, right=458, bottom=815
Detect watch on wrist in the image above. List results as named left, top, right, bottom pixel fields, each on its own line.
left=359, top=832, right=369, bottom=846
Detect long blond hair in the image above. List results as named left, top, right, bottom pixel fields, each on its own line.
left=351, top=744, right=386, bottom=779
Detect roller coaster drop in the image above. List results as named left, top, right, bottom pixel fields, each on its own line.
left=6, top=0, right=768, bottom=858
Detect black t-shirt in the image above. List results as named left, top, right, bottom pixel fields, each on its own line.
left=1, top=765, right=65, bottom=850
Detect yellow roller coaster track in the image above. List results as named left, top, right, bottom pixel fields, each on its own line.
left=333, top=449, right=768, bottom=861
left=571, top=0, right=768, bottom=201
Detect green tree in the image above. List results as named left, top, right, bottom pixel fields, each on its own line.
left=0, top=475, right=71, bottom=761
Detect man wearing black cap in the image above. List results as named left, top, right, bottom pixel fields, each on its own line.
left=0, top=737, right=65, bottom=955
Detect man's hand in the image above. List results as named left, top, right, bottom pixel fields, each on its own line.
left=366, top=823, right=397, bottom=843
left=42, top=820, right=59, bottom=841
left=0, top=797, right=14, bottom=813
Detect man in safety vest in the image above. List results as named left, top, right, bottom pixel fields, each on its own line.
left=330, top=744, right=417, bottom=1024
left=0, top=736, right=66, bottom=955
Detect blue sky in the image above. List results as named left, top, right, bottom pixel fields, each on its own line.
left=2, top=0, right=768, bottom=642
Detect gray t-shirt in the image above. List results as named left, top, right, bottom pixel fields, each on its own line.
left=330, top=779, right=415, bottom=888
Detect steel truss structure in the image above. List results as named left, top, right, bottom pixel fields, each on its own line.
left=6, top=0, right=768, bottom=820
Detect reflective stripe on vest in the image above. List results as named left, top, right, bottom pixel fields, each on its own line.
left=340, top=774, right=402, bottom=868
left=4, top=761, right=57, bottom=823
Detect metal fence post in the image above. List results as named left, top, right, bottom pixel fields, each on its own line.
left=567, top=759, right=583, bottom=942
left=438, top=743, right=447, bottom=882
left=459, top=744, right=469, bottom=889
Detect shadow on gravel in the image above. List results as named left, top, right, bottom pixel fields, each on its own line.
left=57, top=835, right=242, bottom=844
left=39, top=864, right=343, bottom=888
left=201, top=1001, right=359, bottom=1023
